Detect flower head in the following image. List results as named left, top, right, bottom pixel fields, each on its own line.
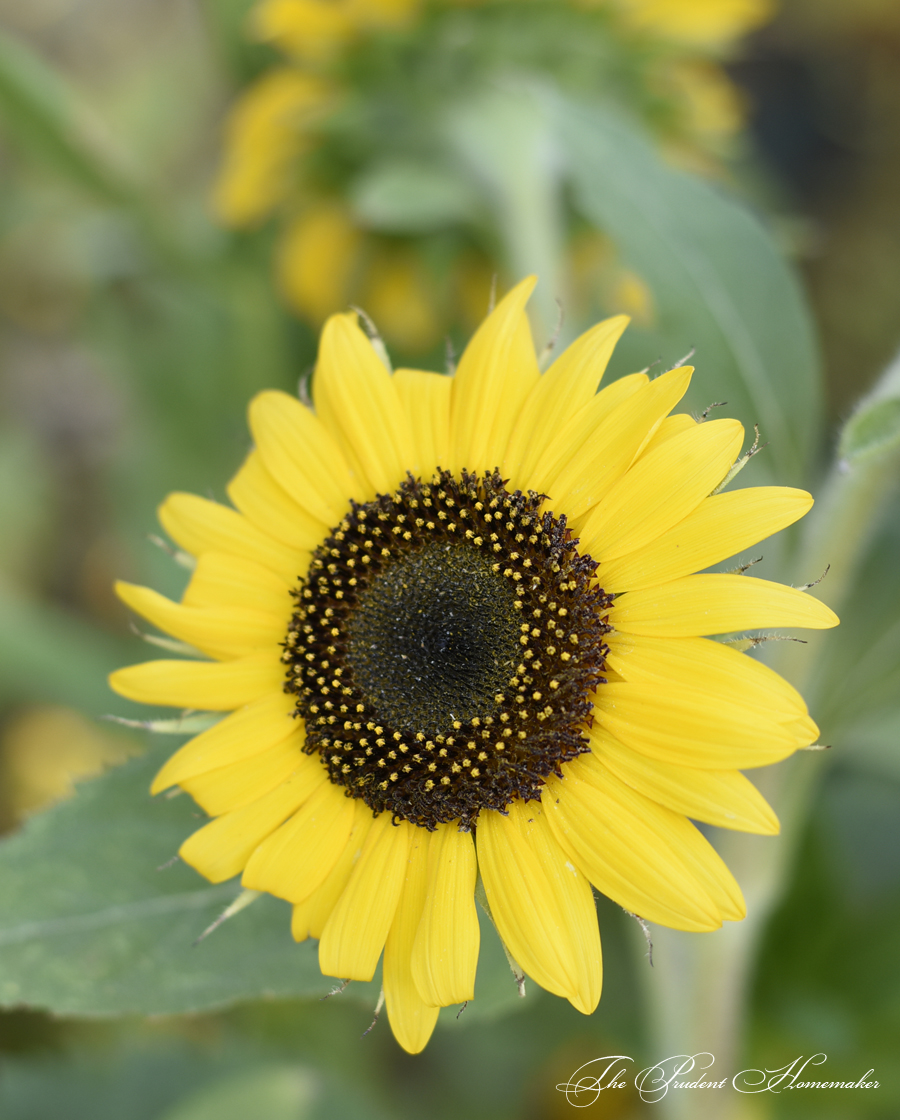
left=111, top=277, right=837, bottom=1053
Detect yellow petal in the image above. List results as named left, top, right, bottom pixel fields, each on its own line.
left=248, top=389, right=355, bottom=524
left=541, top=757, right=726, bottom=931
left=504, top=314, right=629, bottom=483
left=605, top=633, right=809, bottom=718
left=525, top=372, right=649, bottom=495
left=319, top=814, right=412, bottom=981
left=540, top=366, right=694, bottom=521
left=241, top=780, right=355, bottom=902
left=598, top=487, right=814, bottom=591
left=150, top=690, right=296, bottom=793
left=227, top=449, right=327, bottom=554
left=449, top=277, right=540, bottom=475
left=179, top=760, right=326, bottom=883
left=392, top=368, right=452, bottom=478
left=313, top=313, right=415, bottom=498
left=516, top=805, right=603, bottom=1014
left=636, top=412, right=697, bottom=457
left=115, top=581, right=283, bottom=661
left=609, top=574, right=840, bottom=636
left=478, top=803, right=581, bottom=1002
left=181, top=551, right=294, bottom=616
left=109, top=651, right=283, bottom=711
left=384, top=831, right=440, bottom=1054
left=159, top=492, right=305, bottom=582
left=579, top=418, right=745, bottom=562
left=410, top=825, right=479, bottom=1007
left=594, top=680, right=799, bottom=769
left=180, top=728, right=307, bottom=816
left=591, top=726, right=779, bottom=834
left=292, top=799, right=375, bottom=941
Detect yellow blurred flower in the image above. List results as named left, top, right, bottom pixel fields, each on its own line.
left=2, top=706, right=138, bottom=820
left=278, top=202, right=363, bottom=323
left=213, top=69, right=332, bottom=227
left=616, top=0, right=774, bottom=47
left=252, top=0, right=420, bottom=60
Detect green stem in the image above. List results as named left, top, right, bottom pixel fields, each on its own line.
left=445, top=80, right=567, bottom=347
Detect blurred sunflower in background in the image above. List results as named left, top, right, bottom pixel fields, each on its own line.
left=111, top=277, right=836, bottom=1053
left=213, top=0, right=775, bottom=355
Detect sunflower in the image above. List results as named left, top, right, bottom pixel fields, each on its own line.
left=110, top=277, right=837, bottom=1053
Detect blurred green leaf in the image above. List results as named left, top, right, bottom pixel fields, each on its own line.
left=0, top=28, right=133, bottom=205
left=0, top=583, right=128, bottom=714
left=840, top=397, right=900, bottom=463
left=351, top=161, right=480, bottom=233
left=159, top=1065, right=314, bottom=1120
left=838, top=349, right=900, bottom=465
left=555, top=96, right=823, bottom=484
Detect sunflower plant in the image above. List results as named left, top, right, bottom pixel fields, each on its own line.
left=213, top=0, right=775, bottom=353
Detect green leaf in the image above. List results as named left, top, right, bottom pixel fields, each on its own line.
left=0, top=28, right=133, bottom=205
left=0, top=744, right=534, bottom=1021
left=838, top=349, right=900, bottom=464
left=840, top=398, right=900, bottom=463
left=554, top=95, right=823, bottom=484
left=0, top=745, right=374, bottom=1016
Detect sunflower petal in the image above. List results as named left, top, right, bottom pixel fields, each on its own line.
left=450, top=277, right=540, bottom=475
left=526, top=372, right=648, bottom=494
left=410, top=825, right=479, bottom=1007
left=478, top=804, right=580, bottom=1002
left=516, top=805, right=603, bottom=1014
left=115, top=581, right=284, bottom=660
left=319, top=814, right=412, bottom=981
left=241, top=780, right=355, bottom=902
left=636, top=412, right=697, bottom=456
left=384, top=832, right=440, bottom=1054
left=109, top=651, right=283, bottom=712
left=599, top=487, right=814, bottom=591
left=292, top=800, right=375, bottom=941
left=609, top=574, right=840, bottom=635
left=150, top=689, right=296, bottom=793
left=541, top=758, right=724, bottom=931
left=505, top=314, right=629, bottom=483
left=179, top=728, right=307, bottom=816
left=159, top=492, right=305, bottom=581
left=579, top=418, right=745, bottom=561
left=541, top=366, right=694, bottom=521
left=392, top=368, right=452, bottom=478
left=594, top=680, right=800, bottom=769
left=605, top=633, right=809, bottom=718
left=248, top=389, right=355, bottom=523
left=181, top=551, right=294, bottom=616
left=313, top=313, right=415, bottom=498
left=591, top=726, right=779, bottom=835
left=227, top=449, right=327, bottom=553
left=179, top=760, right=326, bottom=882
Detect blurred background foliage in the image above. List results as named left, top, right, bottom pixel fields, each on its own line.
left=0, top=1, right=898, bottom=1118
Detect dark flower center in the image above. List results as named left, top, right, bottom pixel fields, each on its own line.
left=282, top=470, right=612, bottom=829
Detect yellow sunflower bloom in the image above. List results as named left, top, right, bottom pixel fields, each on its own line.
left=110, top=277, right=837, bottom=1054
